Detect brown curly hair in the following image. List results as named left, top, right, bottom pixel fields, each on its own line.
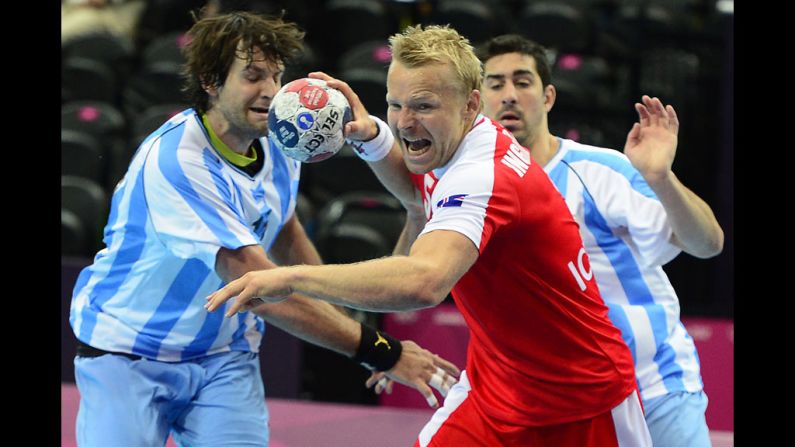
left=181, top=11, right=305, bottom=114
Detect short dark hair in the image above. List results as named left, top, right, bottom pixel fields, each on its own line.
left=475, top=34, right=552, bottom=88
left=181, top=11, right=305, bottom=114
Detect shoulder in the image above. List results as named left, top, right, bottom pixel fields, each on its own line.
left=145, top=116, right=224, bottom=185
left=559, top=139, right=655, bottom=196
left=561, top=139, right=634, bottom=172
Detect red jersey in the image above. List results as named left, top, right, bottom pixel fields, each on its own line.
left=411, top=116, right=636, bottom=426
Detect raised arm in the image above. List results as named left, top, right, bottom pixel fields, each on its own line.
left=624, top=95, right=724, bottom=258
left=309, top=71, right=424, bottom=216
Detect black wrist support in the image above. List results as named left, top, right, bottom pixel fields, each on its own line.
left=352, top=323, right=403, bottom=371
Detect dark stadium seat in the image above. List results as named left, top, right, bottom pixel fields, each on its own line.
left=62, top=32, right=134, bottom=89
left=337, top=40, right=392, bottom=74
left=517, top=1, right=594, bottom=53
left=62, top=31, right=134, bottom=64
left=638, top=47, right=700, bottom=105
left=315, top=192, right=406, bottom=251
left=283, top=42, right=321, bottom=84
left=300, top=145, right=389, bottom=204
left=62, top=57, right=117, bottom=104
left=62, top=209, right=88, bottom=257
left=294, top=192, right=317, bottom=239
left=317, top=0, right=395, bottom=65
left=315, top=223, right=390, bottom=264
left=135, top=0, right=207, bottom=48
left=339, top=67, right=388, bottom=118
left=425, top=0, right=506, bottom=46
left=611, top=0, right=699, bottom=45
left=62, top=101, right=128, bottom=189
left=122, top=61, right=188, bottom=117
left=549, top=119, right=609, bottom=148
left=552, top=54, right=614, bottom=109
left=140, top=31, right=189, bottom=67
left=62, top=101, right=127, bottom=145
left=61, top=129, right=105, bottom=184
left=62, top=176, right=109, bottom=255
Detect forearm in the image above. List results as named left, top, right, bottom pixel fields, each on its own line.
left=394, top=211, right=426, bottom=255
left=257, top=295, right=360, bottom=356
left=209, top=230, right=476, bottom=319
left=269, top=215, right=324, bottom=266
left=648, top=172, right=724, bottom=258
left=216, top=244, right=359, bottom=357
left=366, top=143, right=424, bottom=214
left=282, top=255, right=446, bottom=312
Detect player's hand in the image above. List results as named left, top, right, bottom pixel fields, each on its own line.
left=308, top=71, right=379, bottom=142
left=366, top=340, right=460, bottom=408
left=204, top=269, right=292, bottom=316
left=623, top=95, right=679, bottom=186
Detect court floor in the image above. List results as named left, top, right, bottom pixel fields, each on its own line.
left=61, top=384, right=733, bottom=446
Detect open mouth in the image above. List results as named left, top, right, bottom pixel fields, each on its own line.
left=403, top=138, right=432, bottom=155
left=498, top=111, right=522, bottom=129
left=250, top=106, right=269, bottom=116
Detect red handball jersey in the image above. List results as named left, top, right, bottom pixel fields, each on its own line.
left=411, top=116, right=636, bottom=427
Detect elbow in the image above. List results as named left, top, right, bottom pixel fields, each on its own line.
left=409, top=272, right=450, bottom=309
left=692, top=227, right=725, bottom=259
left=705, top=228, right=725, bottom=257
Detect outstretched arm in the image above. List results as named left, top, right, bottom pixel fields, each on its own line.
left=207, top=228, right=477, bottom=314
left=215, top=216, right=460, bottom=406
left=623, top=95, right=724, bottom=258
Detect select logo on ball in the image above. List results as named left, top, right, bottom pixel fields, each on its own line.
left=296, top=112, right=315, bottom=130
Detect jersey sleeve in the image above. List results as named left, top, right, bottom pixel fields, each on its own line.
left=585, top=158, right=681, bottom=267
left=143, top=142, right=260, bottom=270
left=419, top=161, right=514, bottom=253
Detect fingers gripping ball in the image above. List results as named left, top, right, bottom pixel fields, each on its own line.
left=268, top=78, right=352, bottom=163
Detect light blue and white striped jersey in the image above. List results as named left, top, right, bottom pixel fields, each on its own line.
left=544, top=138, right=703, bottom=402
left=70, top=109, right=301, bottom=362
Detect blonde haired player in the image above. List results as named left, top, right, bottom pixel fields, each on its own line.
left=207, top=25, right=653, bottom=447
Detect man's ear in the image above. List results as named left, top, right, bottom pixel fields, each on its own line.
left=544, top=84, right=556, bottom=113
left=467, top=89, right=481, bottom=115
left=201, top=76, right=219, bottom=98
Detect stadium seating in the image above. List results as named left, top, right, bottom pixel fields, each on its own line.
left=61, top=176, right=109, bottom=256
left=62, top=57, right=117, bottom=104
left=61, top=129, right=105, bottom=184
left=62, top=209, right=87, bottom=258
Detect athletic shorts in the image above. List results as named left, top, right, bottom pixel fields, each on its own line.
left=415, top=370, right=652, bottom=447
left=74, top=350, right=269, bottom=447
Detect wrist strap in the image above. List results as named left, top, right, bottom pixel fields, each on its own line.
left=352, top=323, right=403, bottom=371
left=347, top=115, right=394, bottom=162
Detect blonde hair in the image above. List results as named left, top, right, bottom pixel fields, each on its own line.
left=389, top=25, right=482, bottom=95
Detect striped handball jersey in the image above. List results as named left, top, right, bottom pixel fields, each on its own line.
left=544, top=137, right=703, bottom=403
left=70, top=109, right=300, bottom=362
left=411, top=116, right=636, bottom=426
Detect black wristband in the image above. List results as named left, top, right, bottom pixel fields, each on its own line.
left=352, top=323, right=403, bottom=371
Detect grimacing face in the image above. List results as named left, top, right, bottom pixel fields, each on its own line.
left=481, top=52, right=554, bottom=149
left=386, top=60, right=480, bottom=174
left=207, top=44, right=284, bottom=142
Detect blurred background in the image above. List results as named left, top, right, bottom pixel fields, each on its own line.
left=61, top=0, right=733, bottom=432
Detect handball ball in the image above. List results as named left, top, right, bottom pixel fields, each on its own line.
left=268, top=78, right=352, bottom=163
